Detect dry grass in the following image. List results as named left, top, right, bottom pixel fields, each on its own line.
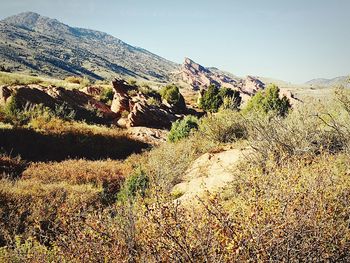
left=23, top=159, right=130, bottom=187
left=0, top=72, right=92, bottom=90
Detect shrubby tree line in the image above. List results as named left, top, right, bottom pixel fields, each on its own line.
left=168, top=83, right=291, bottom=142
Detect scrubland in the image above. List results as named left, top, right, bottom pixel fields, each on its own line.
left=1, top=77, right=350, bottom=262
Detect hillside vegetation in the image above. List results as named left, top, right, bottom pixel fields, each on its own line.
left=1, top=73, right=350, bottom=262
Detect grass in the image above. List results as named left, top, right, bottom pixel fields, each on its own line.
left=0, top=72, right=92, bottom=90
left=23, top=159, right=130, bottom=186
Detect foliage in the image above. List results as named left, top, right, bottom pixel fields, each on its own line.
left=168, top=115, right=199, bottom=142
left=0, top=72, right=42, bottom=86
left=0, top=119, right=149, bottom=161
left=64, top=76, right=90, bottom=87
left=0, top=154, right=27, bottom=180
left=199, top=85, right=241, bottom=112
left=160, top=84, right=185, bottom=108
left=244, top=83, right=291, bottom=116
left=118, top=167, right=149, bottom=201
left=199, top=110, right=247, bottom=143
left=99, top=87, right=114, bottom=105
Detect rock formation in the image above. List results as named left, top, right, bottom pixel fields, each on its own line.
left=180, top=58, right=302, bottom=106
left=111, top=78, right=136, bottom=114
left=181, top=58, right=237, bottom=90
left=0, top=84, right=118, bottom=122
left=110, top=78, right=186, bottom=129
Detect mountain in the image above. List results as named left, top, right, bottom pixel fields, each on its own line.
left=0, top=12, right=178, bottom=81
left=305, top=76, right=349, bottom=87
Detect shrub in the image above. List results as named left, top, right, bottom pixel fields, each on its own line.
left=118, top=167, right=149, bottom=200
left=54, top=102, right=76, bottom=121
left=244, top=83, right=291, bottom=116
left=99, top=87, right=114, bottom=105
left=160, top=84, right=186, bottom=109
left=199, top=85, right=241, bottom=112
left=199, top=110, right=247, bottom=143
left=168, top=115, right=199, bottom=142
left=65, top=76, right=90, bottom=87
left=0, top=154, right=27, bottom=180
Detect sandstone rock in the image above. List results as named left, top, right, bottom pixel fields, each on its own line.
left=80, top=86, right=103, bottom=96
left=126, top=126, right=168, bottom=145
left=181, top=57, right=237, bottom=90
left=111, top=78, right=136, bottom=114
left=243, top=76, right=265, bottom=95
left=127, top=100, right=181, bottom=129
left=0, top=84, right=118, bottom=123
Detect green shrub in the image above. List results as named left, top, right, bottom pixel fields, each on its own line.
left=160, top=84, right=186, bottom=109
left=54, top=102, right=76, bottom=121
left=99, top=87, right=114, bottom=105
left=244, top=84, right=291, bottom=116
left=118, top=167, right=149, bottom=201
left=199, top=85, right=241, bottom=112
left=168, top=115, right=199, bottom=142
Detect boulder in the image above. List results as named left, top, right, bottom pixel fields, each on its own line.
left=127, top=100, right=181, bottom=129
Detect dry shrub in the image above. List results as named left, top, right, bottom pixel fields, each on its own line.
left=245, top=100, right=349, bottom=163
left=0, top=154, right=27, bottom=179
left=199, top=110, right=247, bottom=143
left=1, top=153, right=350, bottom=261
left=142, top=132, right=215, bottom=191
left=0, top=179, right=100, bottom=248
left=217, top=152, right=350, bottom=261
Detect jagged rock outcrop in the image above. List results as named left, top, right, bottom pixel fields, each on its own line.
left=180, top=58, right=302, bottom=106
left=182, top=58, right=238, bottom=90
left=111, top=78, right=136, bottom=115
left=110, top=78, right=185, bottom=129
left=0, top=84, right=118, bottom=122
left=80, top=86, right=103, bottom=96
left=243, top=76, right=265, bottom=95
left=128, top=101, right=180, bottom=129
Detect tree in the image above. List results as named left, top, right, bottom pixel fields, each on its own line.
left=199, top=85, right=241, bottom=112
left=244, top=84, right=291, bottom=116
left=160, top=84, right=186, bottom=110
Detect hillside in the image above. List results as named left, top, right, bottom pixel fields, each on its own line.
left=0, top=12, right=178, bottom=82
left=305, top=75, right=349, bottom=87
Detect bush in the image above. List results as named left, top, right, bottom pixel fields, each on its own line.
left=118, top=167, right=149, bottom=200
left=168, top=115, right=199, bottom=142
left=99, top=87, right=114, bottom=105
left=199, top=85, right=241, bottom=112
left=160, top=84, right=186, bottom=109
left=199, top=110, right=247, bottom=143
left=244, top=84, right=291, bottom=116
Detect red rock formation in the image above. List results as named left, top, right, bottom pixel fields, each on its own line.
left=0, top=84, right=118, bottom=122
left=80, top=86, right=103, bottom=96
left=243, top=76, right=265, bottom=95
left=111, top=78, right=136, bottom=114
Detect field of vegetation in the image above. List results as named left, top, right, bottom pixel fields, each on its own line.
left=1, top=73, right=350, bottom=262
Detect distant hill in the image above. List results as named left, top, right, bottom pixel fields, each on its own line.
left=0, top=12, right=178, bottom=81
left=305, top=76, right=349, bottom=87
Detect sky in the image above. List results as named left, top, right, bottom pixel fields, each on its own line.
left=0, top=0, right=349, bottom=83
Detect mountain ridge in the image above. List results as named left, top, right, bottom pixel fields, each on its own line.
left=0, top=12, right=178, bottom=81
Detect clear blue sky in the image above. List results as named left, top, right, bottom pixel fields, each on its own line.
left=1, top=0, right=349, bottom=83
